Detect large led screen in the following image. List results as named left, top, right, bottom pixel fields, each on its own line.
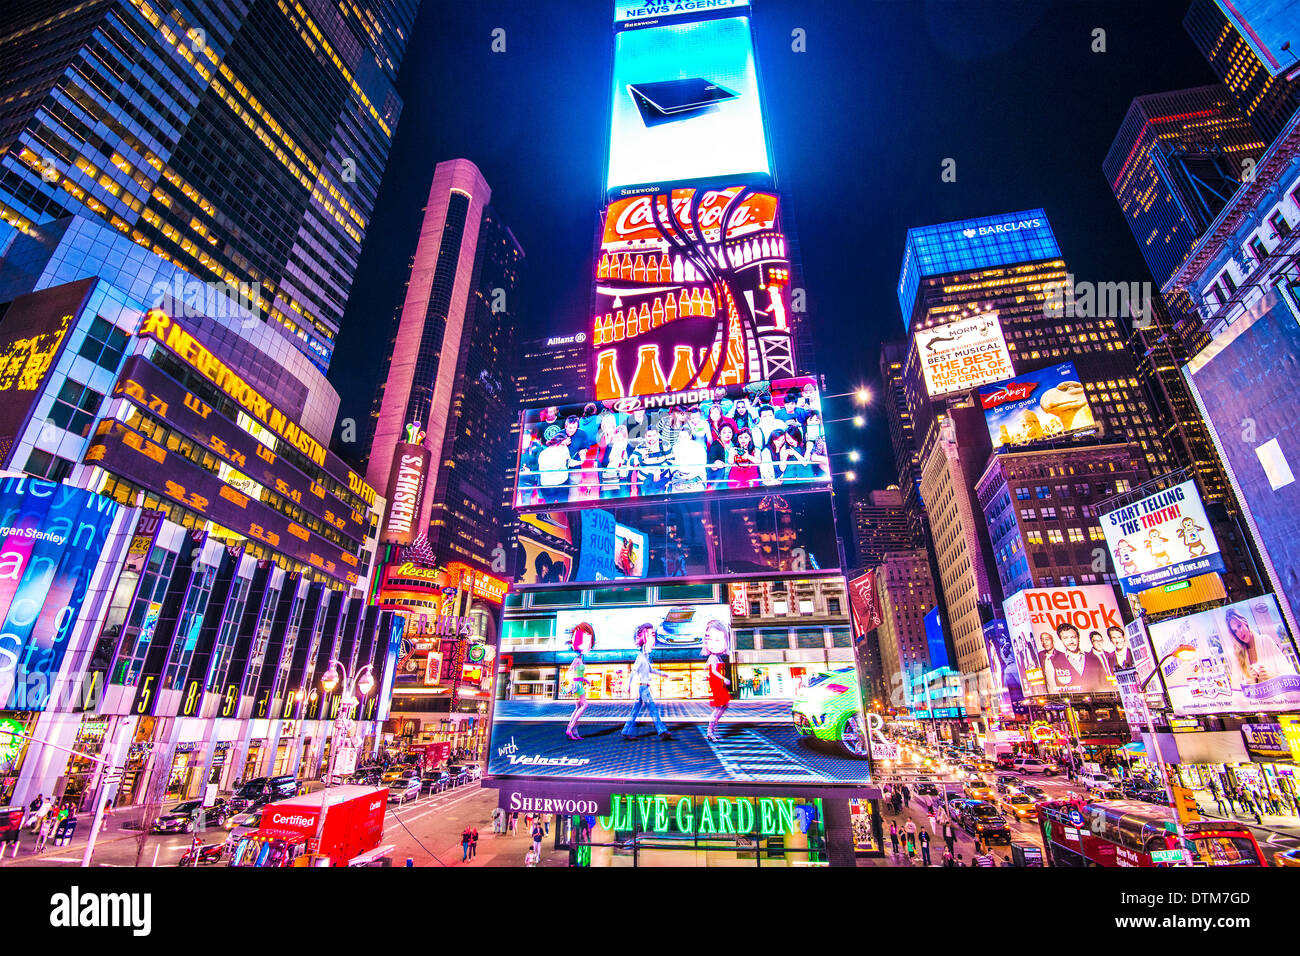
left=915, top=313, right=1014, bottom=398
left=515, top=377, right=829, bottom=507
left=979, top=362, right=1097, bottom=450
left=593, top=187, right=794, bottom=400
left=0, top=475, right=121, bottom=709
left=489, top=601, right=872, bottom=786
left=1099, top=479, right=1226, bottom=593
left=1147, top=595, right=1300, bottom=716
left=515, top=494, right=841, bottom=586
left=1003, top=585, right=1125, bottom=696
left=607, top=15, right=769, bottom=193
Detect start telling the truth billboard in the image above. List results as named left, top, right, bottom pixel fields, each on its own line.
left=1003, top=585, right=1125, bottom=696
left=1148, top=595, right=1300, bottom=716
left=0, top=475, right=121, bottom=709
left=1099, top=480, right=1225, bottom=593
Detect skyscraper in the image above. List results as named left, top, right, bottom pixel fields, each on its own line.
left=850, top=486, right=919, bottom=571
left=1103, top=86, right=1266, bottom=288
left=365, top=159, right=524, bottom=572
left=0, top=0, right=419, bottom=371
left=1185, top=0, right=1300, bottom=144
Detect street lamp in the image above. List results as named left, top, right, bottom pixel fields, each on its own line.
left=309, top=660, right=376, bottom=865
left=1138, top=642, right=1198, bottom=864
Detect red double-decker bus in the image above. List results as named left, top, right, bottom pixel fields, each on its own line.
left=1037, top=798, right=1265, bottom=867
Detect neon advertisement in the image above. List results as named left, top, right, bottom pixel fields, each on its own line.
left=915, top=313, right=1014, bottom=398
left=515, top=377, right=829, bottom=508
left=1148, top=595, right=1300, bottom=716
left=489, top=602, right=873, bottom=786
left=1003, top=585, right=1125, bottom=696
left=979, top=362, right=1097, bottom=450
left=607, top=15, right=769, bottom=192
left=1099, top=480, right=1226, bottom=593
left=592, top=187, right=793, bottom=400
left=0, top=476, right=121, bottom=710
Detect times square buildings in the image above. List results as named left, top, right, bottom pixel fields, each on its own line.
left=0, top=0, right=418, bottom=811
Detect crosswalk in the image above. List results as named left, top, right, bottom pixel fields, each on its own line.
left=706, top=728, right=824, bottom=782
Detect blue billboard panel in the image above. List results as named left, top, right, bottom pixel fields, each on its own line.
left=489, top=603, right=872, bottom=786
left=898, top=210, right=1060, bottom=327
left=979, top=362, right=1099, bottom=450
left=608, top=15, right=770, bottom=193
left=924, top=607, right=949, bottom=670
left=0, top=476, right=120, bottom=709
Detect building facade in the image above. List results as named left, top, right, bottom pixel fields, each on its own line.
left=871, top=549, right=938, bottom=710
left=1103, top=86, right=1266, bottom=288
left=850, top=486, right=918, bottom=571
left=0, top=0, right=419, bottom=371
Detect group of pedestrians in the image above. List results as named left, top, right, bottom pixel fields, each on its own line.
left=1205, top=776, right=1299, bottom=823
left=471, top=809, right=551, bottom=866
left=22, top=794, right=78, bottom=855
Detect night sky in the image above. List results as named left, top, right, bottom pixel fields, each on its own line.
left=330, top=0, right=1222, bottom=492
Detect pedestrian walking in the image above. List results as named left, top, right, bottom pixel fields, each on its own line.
left=891, top=790, right=903, bottom=815
left=524, top=847, right=538, bottom=867
left=461, top=827, right=472, bottom=863
left=543, top=813, right=550, bottom=836
left=888, top=820, right=899, bottom=856
left=926, top=800, right=937, bottom=834
left=901, top=784, right=911, bottom=807
left=942, top=820, right=956, bottom=855
left=905, top=831, right=916, bottom=859
left=904, top=818, right=917, bottom=846
left=941, top=847, right=954, bottom=867
left=919, top=830, right=931, bottom=866
left=470, top=826, right=479, bottom=860
left=34, top=816, right=52, bottom=854
left=509, top=811, right=518, bottom=835
left=531, top=820, right=545, bottom=861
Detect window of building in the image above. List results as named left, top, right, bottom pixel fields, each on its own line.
left=794, top=628, right=825, bottom=650
left=1047, top=529, right=1064, bottom=544
left=1040, top=507, right=1057, bottom=520
left=1015, top=487, right=1031, bottom=500
left=773, top=600, right=789, bottom=615
left=827, top=598, right=842, bottom=616
left=656, top=583, right=715, bottom=602
left=1250, top=238, right=1268, bottom=262
left=1026, top=530, right=1043, bottom=545
left=1067, top=527, right=1084, bottom=543
left=798, top=598, right=815, bottom=615
left=1272, top=212, right=1293, bottom=239
left=1089, top=526, right=1105, bottom=541
left=23, top=449, right=73, bottom=482
left=47, top=380, right=104, bottom=437
left=749, top=601, right=761, bottom=617
left=592, top=586, right=651, bottom=605
left=77, top=316, right=130, bottom=372
left=1035, top=485, right=1051, bottom=499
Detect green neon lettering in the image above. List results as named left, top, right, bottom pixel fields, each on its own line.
left=697, top=798, right=715, bottom=834
left=716, top=797, right=736, bottom=834
left=654, top=796, right=669, bottom=833
left=636, top=795, right=654, bottom=831
left=736, top=798, right=755, bottom=834
left=775, top=798, right=796, bottom=834
left=759, top=798, right=775, bottom=834
left=675, top=797, right=692, bottom=833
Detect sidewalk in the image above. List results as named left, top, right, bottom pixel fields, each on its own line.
left=858, top=798, right=999, bottom=868
left=1192, top=794, right=1300, bottom=838
left=0, top=803, right=163, bottom=865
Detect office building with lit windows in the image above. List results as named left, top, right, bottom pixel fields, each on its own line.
left=850, top=486, right=919, bottom=571
left=1184, top=0, right=1300, bottom=145
left=871, top=549, right=938, bottom=709
left=0, top=0, right=418, bottom=372
left=1102, top=86, right=1266, bottom=288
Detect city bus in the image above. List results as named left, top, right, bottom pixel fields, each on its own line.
left=1037, top=798, right=1265, bottom=867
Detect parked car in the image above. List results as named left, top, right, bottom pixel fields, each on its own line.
left=960, top=801, right=1012, bottom=844
left=915, top=782, right=940, bottom=797
left=998, top=792, right=1040, bottom=822
left=1010, top=756, right=1056, bottom=775
left=467, top=765, right=483, bottom=781
left=421, top=770, right=450, bottom=793
left=1090, top=786, right=1127, bottom=801
left=152, top=799, right=231, bottom=833
left=382, top=765, right=418, bottom=784
left=445, top=765, right=472, bottom=787
left=387, top=777, right=421, bottom=805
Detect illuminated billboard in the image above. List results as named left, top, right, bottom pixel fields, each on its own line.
left=489, top=601, right=873, bottom=786
left=515, top=377, right=829, bottom=508
left=897, top=210, right=1059, bottom=326
left=608, top=14, right=769, bottom=193
left=0, top=475, right=121, bottom=710
left=0, top=278, right=95, bottom=465
left=915, top=314, right=1014, bottom=398
left=379, top=438, right=431, bottom=547
left=1003, top=585, right=1124, bottom=696
left=978, top=362, right=1097, bottom=450
left=593, top=187, right=794, bottom=400
left=1148, top=595, right=1300, bottom=716
left=1099, top=480, right=1225, bottom=593
left=982, top=619, right=1020, bottom=716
